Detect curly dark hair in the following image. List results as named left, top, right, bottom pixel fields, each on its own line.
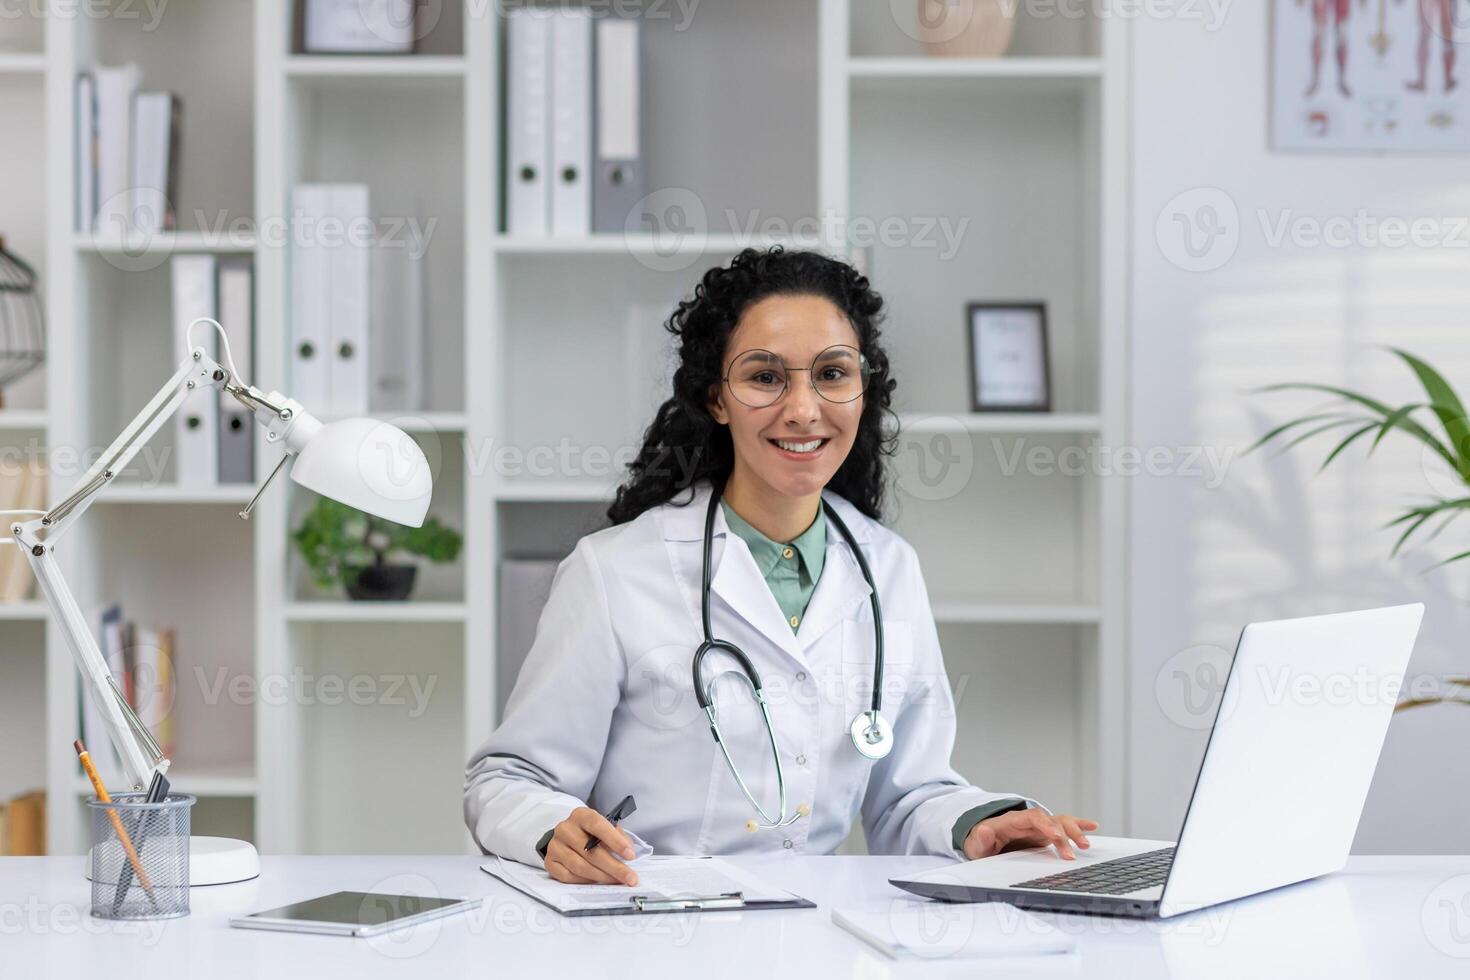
left=607, top=246, right=898, bottom=526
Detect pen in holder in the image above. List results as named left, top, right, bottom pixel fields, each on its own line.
left=85, top=792, right=194, bottom=920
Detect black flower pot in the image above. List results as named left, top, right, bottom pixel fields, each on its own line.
left=347, top=563, right=417, bottom=601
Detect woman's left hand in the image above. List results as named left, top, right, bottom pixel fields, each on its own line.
left=963, top=809, right=1099, bottom=861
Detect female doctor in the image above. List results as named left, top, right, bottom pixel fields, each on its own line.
left=465, top=247, right=1098, bottom=886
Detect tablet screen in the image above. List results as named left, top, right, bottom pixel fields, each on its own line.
left=247, top=891, right=468, bottom=928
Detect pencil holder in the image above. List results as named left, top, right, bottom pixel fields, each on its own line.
left=85, top=792, right=194, bottom=920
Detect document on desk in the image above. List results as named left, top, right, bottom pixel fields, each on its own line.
left=482, top=855, right=815, bottom=916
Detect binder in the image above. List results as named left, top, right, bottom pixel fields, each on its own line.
left=289, top=185, right=332, bottom=412
left=482, top=855, right=815, bottom=918
left=171, top=254, right=219, bottom=486
left=369, top=242, right=423, bottom=413
left=591, top=17, right=643, bottom=234
left=131, top=92, right=181, bottom=235
left=93, top=63, right=141, bottom=237
left=327, top=184, right=371, bottom=417
left=549, top=8, right=592, bottom=236
left=505, top=7, right=551, bottom=236
left=217, top=258, right=255, bottom=484
left=75, top=72, right=96, bottom=231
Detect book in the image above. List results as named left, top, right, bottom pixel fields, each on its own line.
left=0, top=453, right=45, bottom=603
left=92, top=63, right=141, bottom=237
left=3, top=790, right=45, bottom=856
left=130, top=91, right=182, bottom=234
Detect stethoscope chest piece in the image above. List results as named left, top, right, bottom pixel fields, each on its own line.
left=849, top=710, right=893, bottom=760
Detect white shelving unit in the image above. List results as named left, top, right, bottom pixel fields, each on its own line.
left=7, top=0, right=1127, bottom=858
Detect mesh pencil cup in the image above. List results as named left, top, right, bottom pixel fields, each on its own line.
left=85, top=792, right=195, bottom=920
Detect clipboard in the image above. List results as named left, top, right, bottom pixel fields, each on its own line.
left=481, top=858, right=816, bottom=917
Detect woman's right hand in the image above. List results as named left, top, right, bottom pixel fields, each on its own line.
left=544, top=806, right=640, bottom=886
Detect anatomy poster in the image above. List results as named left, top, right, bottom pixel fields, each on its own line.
left=1272, top=0, right=1470, bottom=151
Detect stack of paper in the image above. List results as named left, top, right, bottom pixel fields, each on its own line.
left=832, top=900, right=1077, bottom=960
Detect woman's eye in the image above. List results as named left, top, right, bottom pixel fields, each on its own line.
left=752, top=371, right=781, bottom=386
left=818, top=367, right=847, bottom=381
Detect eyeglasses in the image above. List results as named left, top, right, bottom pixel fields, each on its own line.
left=722, top=345, right=871, bottom=409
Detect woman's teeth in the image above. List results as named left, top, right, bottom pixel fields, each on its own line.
left=774, top=438, right=826, bottom=453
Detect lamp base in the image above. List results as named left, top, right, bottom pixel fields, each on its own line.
left=84, top=835, right=260, bottom=886
left=189, top=836, right=260, bottom=884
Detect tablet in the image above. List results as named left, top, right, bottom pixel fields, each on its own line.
left=230, top=891, right=482, bottom=937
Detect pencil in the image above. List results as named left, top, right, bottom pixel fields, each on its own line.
left=74, top=740, right=159, bottom=909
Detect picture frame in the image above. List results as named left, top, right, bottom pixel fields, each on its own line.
left=966, top=302, right=1051, bottom=412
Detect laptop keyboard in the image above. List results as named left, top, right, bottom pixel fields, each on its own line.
left=1010, top=846, right=1176, bottom=895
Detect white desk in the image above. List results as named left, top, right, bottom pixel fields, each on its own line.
left=4, top=854, right=1468, bottom=977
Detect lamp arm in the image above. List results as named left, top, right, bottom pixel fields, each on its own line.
left=7, top=346, right=301, bottom=791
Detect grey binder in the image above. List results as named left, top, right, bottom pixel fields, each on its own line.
left=591, top=17, right=643, bottom=233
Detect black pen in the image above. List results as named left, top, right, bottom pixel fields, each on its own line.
left=585, top=794, right=637, bottom=852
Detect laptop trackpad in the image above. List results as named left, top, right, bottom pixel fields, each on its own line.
left=891, top=835, right=1177, bottom=892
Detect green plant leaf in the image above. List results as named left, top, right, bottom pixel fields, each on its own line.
left=1391, top=348, right=1470, bottom=477
left=1256, top=381, right=1458, bottom=472
left=1369, top=403, right=1429, bottom=453
left=1277, top=417, right=1373, bottom=454
left=1317, top=422, right=1379, bottom=472
left=1245, top=412, right=1357, bottom=455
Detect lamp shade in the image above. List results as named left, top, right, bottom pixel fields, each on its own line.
left=288, top=417, right=433, bottom=527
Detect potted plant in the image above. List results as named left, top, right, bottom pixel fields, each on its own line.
left=292, top=496, right=463, bottom=601
left=1251, top=347, right=1469, bottom=711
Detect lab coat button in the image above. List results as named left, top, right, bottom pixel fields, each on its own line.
left=795, top=671, right=806, bottom=682
left=796, top=754, right=806, bottom=766
left=782, top=839, right=793, bottom=849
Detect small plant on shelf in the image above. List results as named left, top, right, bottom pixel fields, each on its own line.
left=292, top=496, right=462, bottom=601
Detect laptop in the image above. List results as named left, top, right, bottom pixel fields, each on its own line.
left=891, top=603, right=1425, bottom=919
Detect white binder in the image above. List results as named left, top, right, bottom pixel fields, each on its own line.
left=93, top=63, right=140, bottom=237
left=328, top=184, right=371, bottom=417
left=370, top=242, right=423, bottom=413
left=506, top=7, right=552, bottom=236
left=289, top=185, right=332, bottom=413
left=549, top=8, right=592, bottom=236
left=592, top=18, right=642, bottom=234
left=171, top=254, right=219, bottom=486
left=217, top=258, right=255, bottom=484
left=75, top=72, right=96, bottom=231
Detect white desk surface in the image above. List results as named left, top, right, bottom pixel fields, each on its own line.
left=4, top=853, right=1468, bottom=977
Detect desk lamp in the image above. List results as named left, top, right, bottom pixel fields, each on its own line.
left=4, top=318, right=433, bottom=884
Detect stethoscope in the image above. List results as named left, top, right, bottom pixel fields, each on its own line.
left=692, top=486, right=893, bottom=831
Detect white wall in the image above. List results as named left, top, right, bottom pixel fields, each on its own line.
left=1130, top=5, right=1470, bottom=854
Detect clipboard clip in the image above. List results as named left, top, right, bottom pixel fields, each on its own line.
left=631, top=891, right=745, bottom=912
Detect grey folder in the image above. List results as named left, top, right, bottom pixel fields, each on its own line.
left=217, top=257, right=255, bottom=484
left=591, top=17, right=643, bottom=234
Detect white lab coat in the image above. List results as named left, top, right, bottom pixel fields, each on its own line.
left=465, top=480, right=1047, bottom=867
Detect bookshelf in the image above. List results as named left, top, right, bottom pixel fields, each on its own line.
left=9, top=0, right=1128, bottom=857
